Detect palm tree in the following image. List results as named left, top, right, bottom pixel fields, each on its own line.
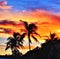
left=41, top=32, right=56, bottom=41
left=5, top=32, right=25, bottom=55
left=50, top=32, right=56, bottom=40
left=20, top=20, right=40, bottom=50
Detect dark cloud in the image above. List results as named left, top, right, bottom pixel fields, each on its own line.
left=0, top=20, right=25, bottom=28
left=0, top=20, right=25, bottom=34
left=0, top=28, right=13, bottom=34
left=0, top=20, right=17, bottom=25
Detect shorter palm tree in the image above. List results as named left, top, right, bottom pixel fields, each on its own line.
left=5, top=32, right=25, bottom=55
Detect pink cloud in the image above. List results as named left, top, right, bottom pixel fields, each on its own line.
left=0, top=1, right=12, bottom=10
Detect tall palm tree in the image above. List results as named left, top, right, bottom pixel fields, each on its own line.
left=20, top=20, right=40, bottom=50
left=5, top=32, right=25, bottom=55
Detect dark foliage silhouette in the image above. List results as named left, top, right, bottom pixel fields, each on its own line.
left=40, top=33, right=60, bottom=59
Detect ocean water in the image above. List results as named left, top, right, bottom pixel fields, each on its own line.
left=0, top=58, right=12, bottom=59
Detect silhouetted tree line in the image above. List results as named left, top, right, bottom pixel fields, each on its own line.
left=0, top=21, right=60, bottom=59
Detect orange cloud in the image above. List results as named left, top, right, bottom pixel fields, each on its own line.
left=0, top=1, right=12, bottom=10
left=0, top=10, right=60, bottom=39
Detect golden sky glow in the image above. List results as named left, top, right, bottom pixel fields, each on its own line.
left=0, top=10, right=60, bottom=55
left=0, top=10, right=60, bottom=36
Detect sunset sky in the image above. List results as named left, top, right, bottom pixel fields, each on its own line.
left=0, top=0, right=60, bottom=55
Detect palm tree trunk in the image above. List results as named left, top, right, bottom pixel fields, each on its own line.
left=28, top=33, right=31, bottom=51
left=11, top=49, right=14, bottom=55
left=29, top=40, right=31, bottom=50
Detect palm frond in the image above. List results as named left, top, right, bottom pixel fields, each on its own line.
left=20, top=20, right=28, bottom=30
left=11, top=45, right=14, bottom=50
left=50, top=32, right=56, bottom=39
left=18, top=33, right=26, bottom=42
left=13, top=32, right=21, bottom=39
left=7, top=37, right=13, bottom=40
left=29, top=23, right=37, bottom=30
left=32, top=35, right=39, bottom=42
left=5, top=46, right=10, bottom=50
left=33, top=32, right=41, bottom=37
left=18, top=43, right=24, bottom=49
left=6, top=41, right=11, bottom=45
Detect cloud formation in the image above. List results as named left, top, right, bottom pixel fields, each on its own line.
left=0, top=10, right=60, bottom=38
left=0, top=1, right=12, bottom=10
left=0, top=28, right=13, bottom=34
left=0, top=20, right=17, bottom=25
left=0, top=20, right=25, bottom=34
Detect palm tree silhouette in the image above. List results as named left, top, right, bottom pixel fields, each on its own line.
left=41, top=32, right=56, bottom=41
left=5, top=32, right=25, bottom=55
left=50, top=32, right=56, bottom=40
left=20, top=20, right=40, bottom=50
